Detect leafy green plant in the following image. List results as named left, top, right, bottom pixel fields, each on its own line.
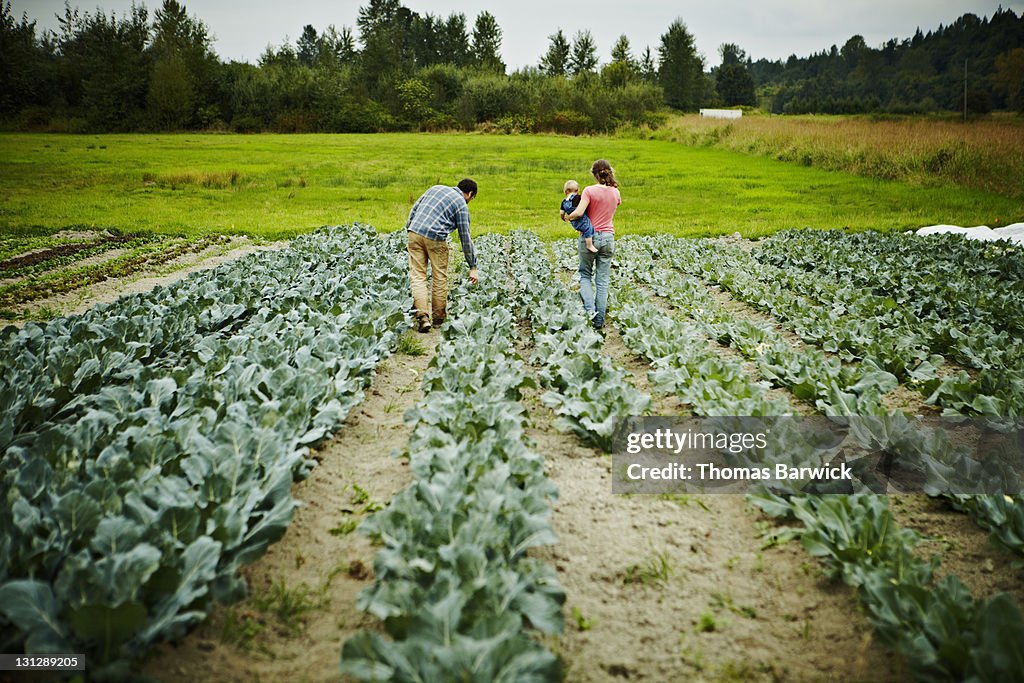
left=952, top=494, right=1024, bottom=560
left=659, top=493, right=710, bottom=511
left=709, top=592, right=757, bottom=619
left=757, top=492, right=1024, bottom=682
left=508, top=231, right=651, bottom=452
left=328, top=518, right=360, bottom=537
left=220, top=607, right=265, bottom=650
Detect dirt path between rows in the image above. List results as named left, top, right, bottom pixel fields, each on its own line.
left=890, top=495, right=1024, bottom=606
left=137, top=332, right=440, bottom=683
left=521, top=315, right=906, bottom=682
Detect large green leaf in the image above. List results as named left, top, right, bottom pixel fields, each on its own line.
left=0, top=580, right=70, bottom=652
left=69, top=601, right=147, bottom=656
left=970, top=593, right=1024, bottom=682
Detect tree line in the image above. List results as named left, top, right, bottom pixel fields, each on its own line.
left=0, top=0, right=673, bottom=133
left=0, top=0, right=1021, bottom=135
left=749, top=8, right=1024, bottom=115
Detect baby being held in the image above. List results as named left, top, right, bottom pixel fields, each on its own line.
left=561, top=180, right=598, bottom=253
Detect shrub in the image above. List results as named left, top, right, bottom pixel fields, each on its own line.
left=231, top=114, right=263, bottom=133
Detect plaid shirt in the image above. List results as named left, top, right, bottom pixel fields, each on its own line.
left=405, top=185, right=477, bottom=268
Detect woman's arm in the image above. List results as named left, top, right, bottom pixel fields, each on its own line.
left=567, top=195, right=589, bottom=221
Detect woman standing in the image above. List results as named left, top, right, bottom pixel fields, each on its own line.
left=564, top=159, right=620, bottom=330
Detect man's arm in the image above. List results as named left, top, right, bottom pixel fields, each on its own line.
left=454, top=202, right=479, bottom=283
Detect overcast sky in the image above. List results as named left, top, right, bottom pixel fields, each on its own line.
left=13, top=0, right=1024, bottom=68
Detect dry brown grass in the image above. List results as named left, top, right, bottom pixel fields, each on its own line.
left=649, top=114, right=1024, bottom=199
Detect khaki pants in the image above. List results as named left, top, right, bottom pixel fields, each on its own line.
left=407, top=231, right=449, bottom=324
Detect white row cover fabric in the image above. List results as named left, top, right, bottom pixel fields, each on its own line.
left=916, top=223, right=1024, bottom=246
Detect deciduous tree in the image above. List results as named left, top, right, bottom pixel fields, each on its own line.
left=993, top=47, right=1024, bottom=111
left=715, top=64, right=755, bottom=106
left=0, top=2, right=43, bottom=113
left=148, top=51, right=192, bottom=128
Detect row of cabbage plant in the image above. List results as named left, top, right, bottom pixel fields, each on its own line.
left=508, top=231, right=649, bottom=451
left=643, top=234, right=1023, bottom=416
left=341, top=235, right=565, bottom=682
left=0, top=225, right=410, bottom=679
left=615, top=236, right=899, bottom=416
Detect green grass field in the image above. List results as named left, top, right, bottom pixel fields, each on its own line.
left=1, top=132, right=1022, bottom=241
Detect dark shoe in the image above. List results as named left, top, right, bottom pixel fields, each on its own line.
left=593, top=314, right=605, bottom=330
left=417, top=318, right=432, bottom=333
left=432, top=317, right=446, bottom=327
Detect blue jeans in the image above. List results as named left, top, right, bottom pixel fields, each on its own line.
left=578, top=232, right=614, bottom=326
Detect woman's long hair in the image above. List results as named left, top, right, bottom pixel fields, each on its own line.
left=591, top=159, right=618, bottom=188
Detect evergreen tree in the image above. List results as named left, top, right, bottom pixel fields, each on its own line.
left=639, top=46, right=657, bottom=81
left=297, top=24, right=318, bottom=67
left=603, top=35, right=638, bottom=87
left=540, top=29, right=570, bottom=76
left=719, top=42, right=746, bottom=67
left=658, top=19, right=704, bottom=110
left=610, top=35, right=636, bottom=66
left=149, top=0, right=216, bottom=126
left=317, top=25, right=356, bottom=67
left=757, top=8, right=1024, bottom=114
left=440, top=13, right=471, bottom=67
left=471, top=11, right=503, bottom=72
left=568, top=30, right=598, bottom=76
left=356, top=0, right=404, bottom=88
left=409, top=12, right=441, bottom=67
left=0, top=2, right=43, bottom=113
left=356, top=0, right=401, bottom=37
